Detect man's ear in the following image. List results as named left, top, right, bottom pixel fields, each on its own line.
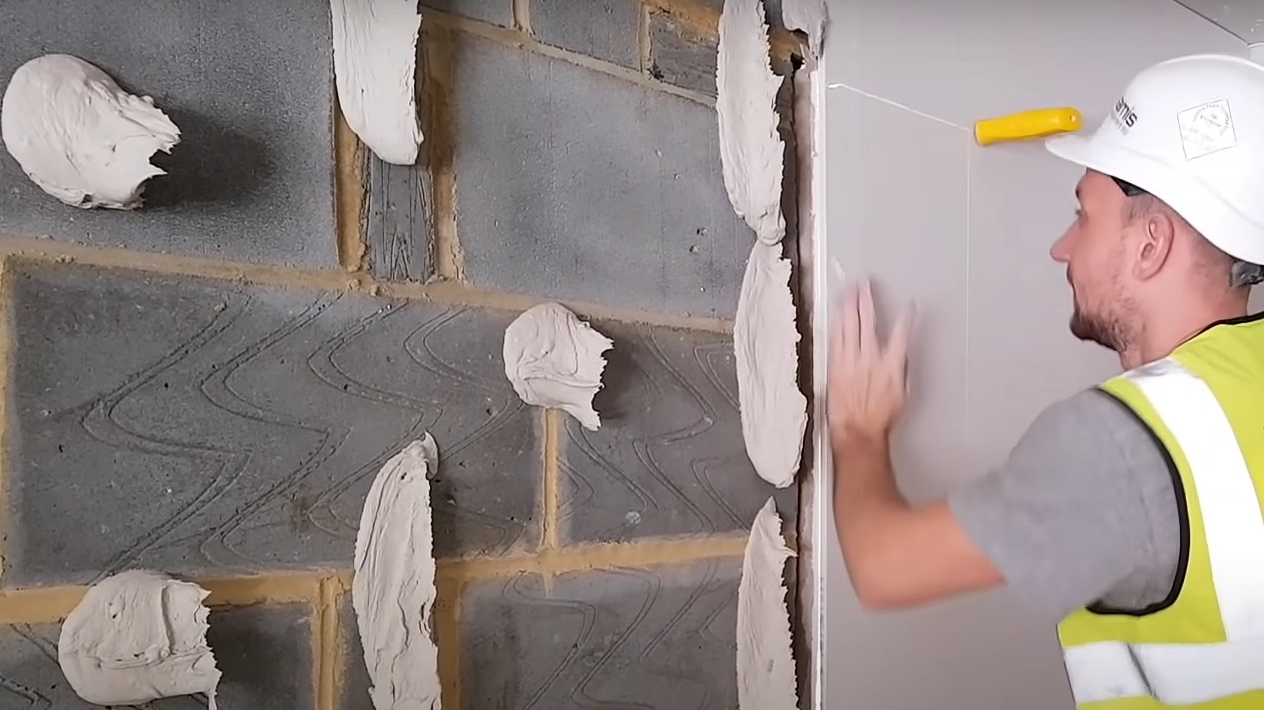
left=1134, top=211, right=1175, bottom=281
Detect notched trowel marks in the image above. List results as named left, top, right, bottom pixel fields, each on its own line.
left=58, top=569, right=221, bottom=709
left=717, top=0, right=809, bottom=489
left=1, top=54, right=180, bottom=209
left=331, top=0, right=424, bottom=165
left=503, top=302, right=614, bottom=431
left=353, top=434, right=443, bottom=710
left=737, top=497, right=797, bottom=710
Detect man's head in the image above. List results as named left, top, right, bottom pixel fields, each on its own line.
left=1050, top=169, right=1260, bottom=354
left=1041, top=53, right=1264, bottom=362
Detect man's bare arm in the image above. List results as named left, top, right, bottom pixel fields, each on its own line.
left=833, top=389, right=1178, bottom=620
left=824, top=278, right=1167, bottom=618
left=833, top=437, right=1004, bottom=609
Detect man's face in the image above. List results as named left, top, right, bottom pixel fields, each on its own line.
left=1049, top=170, right=1134, bottom=352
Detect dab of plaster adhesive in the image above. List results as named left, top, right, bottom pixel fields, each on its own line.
left=1, top=54, right=179, bottom=209
left=354, top=435, right=442, bottom=710
left=735, top=241, right=807, bottom=488
left=57, top=569, right=220, bottom=709
left=717, top=0, right=786, bottom=245
left=503, top=302, right=613, bottom=431
left=331, top=0, right=423, bottom=165
left=738, top=497, right=798, bottom=710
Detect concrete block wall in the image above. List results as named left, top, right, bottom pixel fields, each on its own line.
left=0, top=1, right=810, bottom=708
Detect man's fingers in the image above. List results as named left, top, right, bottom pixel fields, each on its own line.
left=888, top=300, right=916, bottom=383
left=829, top=266, right=848, bottom=356
left=829, top=293, right=846, bottom=371
left=839, top=280, right=861, bottom=367
left=889, top=300, right=916, bottom=356
left=829, top=282, right=854, bottom=385
left=857, top=278, right=876, bottom=360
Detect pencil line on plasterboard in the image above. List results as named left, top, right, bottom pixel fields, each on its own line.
left=964, top=132, right=972, bottom=437
left=827, top=82, right=967, bottom=132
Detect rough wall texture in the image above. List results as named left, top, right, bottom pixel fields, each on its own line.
left=0, top=0, right=337, bottom=269
left=0, top=1, right=808, bottom=708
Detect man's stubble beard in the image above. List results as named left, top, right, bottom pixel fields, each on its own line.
left=1069, top=299, right=1126, bottom=354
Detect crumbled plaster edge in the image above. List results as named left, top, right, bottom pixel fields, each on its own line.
left=794, top=58, right=827, bottom=710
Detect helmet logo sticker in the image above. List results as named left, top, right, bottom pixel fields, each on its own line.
left=1177, top=99, right=1237, bottom=161
left=1112, top=96, right=1139, bottom=132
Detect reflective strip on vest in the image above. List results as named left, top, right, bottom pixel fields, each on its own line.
left=1063, top=357, right=1264, bottom=706
left=1065, top=637, right=1264, bottom=705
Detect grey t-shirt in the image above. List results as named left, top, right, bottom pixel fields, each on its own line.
left=947, top=388, right=1182, bottom=621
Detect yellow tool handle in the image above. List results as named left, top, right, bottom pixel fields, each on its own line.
left=974, top=107, right=1082, bottom=146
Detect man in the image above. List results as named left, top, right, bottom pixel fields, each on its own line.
left=830, top=53, right=1264, bottom=708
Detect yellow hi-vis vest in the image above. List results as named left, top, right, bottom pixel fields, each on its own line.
left=1057, top=314, right=1264, bottom=709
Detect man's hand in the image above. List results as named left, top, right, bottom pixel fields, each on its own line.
left=828, top=275, right=916, bottom=450
left=827, top=274, right=1003, bottom=609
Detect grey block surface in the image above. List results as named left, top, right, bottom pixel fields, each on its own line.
left=0, top=0, right=336, bottom=269
left=648, top=12, right=718, bottom=97
left=450, top=34, right=751, bottom=319
left=342, top=590, right=455, bottom=709
left=339, top=595, right=454, bottom=709
left=0, top=604, right=312, bottom=710
left=423, top=0, right=512, bottom=26
left=341, top=601, right=374, bottom=710
left=365, top=155, right=435, bottom=282
left=462, top=559, right=743, bottom=709
left=531, top=0, right=642, bottom=69
left=4, top=262, right=538, bottom=587
left=559, top=320, right=797, bottom=544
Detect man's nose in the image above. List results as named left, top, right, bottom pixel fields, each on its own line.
left=1049, top=231, right=1071, bottom=263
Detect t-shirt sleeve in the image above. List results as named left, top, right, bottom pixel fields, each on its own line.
left=947, top=388, right=1175, bottom=620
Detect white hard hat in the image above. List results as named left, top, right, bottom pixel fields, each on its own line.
left=1045, top=54, right=1264, bottom=266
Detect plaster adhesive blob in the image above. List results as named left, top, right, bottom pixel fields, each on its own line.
left=737, top=497, right=798, bottom=710
left=1, top=54, right=180, bottom=209
left=781, top=0, right=828, bottom=57
left=503, top=302, right=614, bottom=431
left=735, top=241, right=807, bottom=488
left=354, top=434, right=442, bottom=710
left=331, top=0, right=423, bottom=165
left=57, top=569, right=220, bottom=709
left=716, top=0, right=786, bottom=245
